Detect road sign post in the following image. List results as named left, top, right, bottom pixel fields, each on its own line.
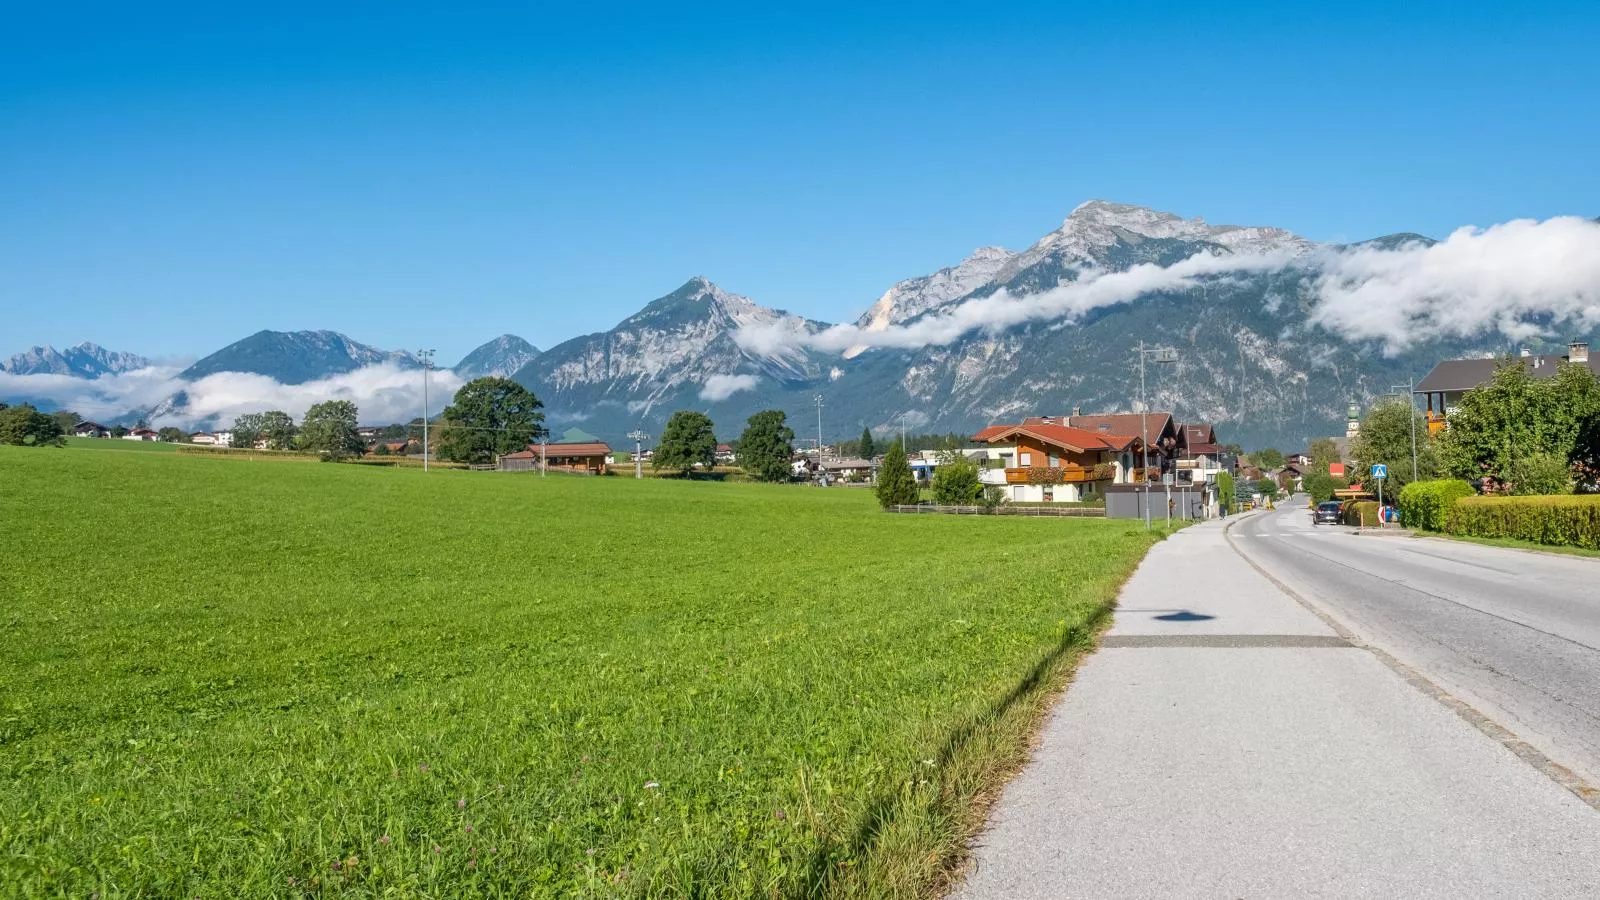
left=1372, top=464, right=1388, bottom=527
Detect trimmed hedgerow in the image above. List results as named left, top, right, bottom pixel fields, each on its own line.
left=1398, top=479, right=1474, bottom=531
left=1446, top=494, right=1600, bottom=550
left=1341, top=500, right=1380, bottom=526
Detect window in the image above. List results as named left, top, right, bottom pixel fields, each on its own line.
left=1042, top=486, right=1054, bottom=502
left=1019, top=452, right=1032, bottom=466
left=1048, top=451, right=1060, bottom=468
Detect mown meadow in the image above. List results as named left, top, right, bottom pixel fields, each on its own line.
left=0, top=446, right=1169, bottom=897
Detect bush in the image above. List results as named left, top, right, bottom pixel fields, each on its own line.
left=1507, top=452, right=1573, bottom=496
left=1341, top=500, right=1380, bottom=527
left=1397, top=479, right=1474, bottom=531
left=1303, top=471, right=1349, bottom=504
left=1446, top=495, right=1600, bottom=549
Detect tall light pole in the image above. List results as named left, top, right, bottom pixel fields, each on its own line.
left=814, top=395, right=825, bottom=461
left=628, top=429, right=648, bottom=479
left=417, top=349, right=435, bottom=472
left=1390, top=379, right=1419, bottom=484
left=1134, top=342, right=1179, bottom=530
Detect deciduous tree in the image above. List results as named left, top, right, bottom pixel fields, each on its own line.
left=874, top=440, right=918, bottom=509
left=931, top=442, right=983, bottom=504
left=654, top=410, right=717, bottom=475
left=1252, top=447, right=1285, bottom=470
left=1350, top=397, right=1437, bottom=491
left=156, top=426, right=187, bottom=443
left=434, top=377, right=547, bottom=465
left=0, top=404, right=66, bottom=447
left=737, top=410, right=795, bottom=482
left=1308, top=438, right=1341, bottom=475
left=298, top=400, right=365, bottom=459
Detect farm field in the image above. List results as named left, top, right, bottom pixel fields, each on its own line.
left=0, top=446, right=1170, bottom=897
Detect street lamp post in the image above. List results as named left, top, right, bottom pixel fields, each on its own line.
left=1390, top=379, right=1419, bottom=484
left=417, top=349, right=435, bottom=472
left=627, top=430, right=648, bottom=479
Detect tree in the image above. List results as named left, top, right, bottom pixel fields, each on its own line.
left=1216, top=471, right=1235, bottom=513
left=1308, top=438, right=1341, bottom=475
left=1252, top=447, right=1285, bottom=471
left=231, top=410, right=296, bottom=449
left=298, top=400, right=365, bottom=459
left=157, top=426, right=187, bottom=443
left=230, top=414, right=263, bottom=449
left=874, top=440, right=918, bottom=509
left=50, top=410, right=81, bottom=434
left=434, top=377, right=547, bottom=465
left=737, top=410, right=796, bottom=482
left=858, top=427, right=876, bottom=460
left=1303, top=471, right=1349, bottom=504
left=373, top=442, right=391, bottom=457
left=1350, top=396, right=1438, bottom=492
left=654, top=410, right=717, bottom=474
left=1438, top=359, right=1599, bottom=494
left=931, top=442, right=983, bottom=504
left=1256, top=477, right=1280, bottom=502
left=0, top=404, right=66, bottom=447
left=109, top=425, right=129, bottom=439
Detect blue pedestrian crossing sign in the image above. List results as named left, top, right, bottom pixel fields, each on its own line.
left=1372, top=464, right=1388, bottom=479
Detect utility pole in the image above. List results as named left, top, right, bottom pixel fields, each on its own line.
left=1133, top=343, right=1179, bottom=530
left=628, top=429, right=648, bottom=479
left=417, top=349, right=435, bottom=472
left=540, top=435, right=547, bottom=477
left=1390, top=379, right=1419, bottom=483
left=814, top=395, right=825, bottom=461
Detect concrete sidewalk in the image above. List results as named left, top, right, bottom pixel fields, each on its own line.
left=952, top=515, right=1600, bottom=899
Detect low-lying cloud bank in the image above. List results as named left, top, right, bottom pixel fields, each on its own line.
left=0, top=362, right=460, bottom=428
left=699, top=373, right=759, bottom=402
left=735, top=215, right=1600, bottom=356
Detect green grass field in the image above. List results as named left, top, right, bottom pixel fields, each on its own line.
left=1, top=446, right=1167, bottom=897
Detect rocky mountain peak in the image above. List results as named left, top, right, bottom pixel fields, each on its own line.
left=2, top=341, right=151, bottom=377
left=1036, top=200, right=1315, bottom=262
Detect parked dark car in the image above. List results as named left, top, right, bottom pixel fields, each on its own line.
left=1312, top=501, right=1344, bottom=525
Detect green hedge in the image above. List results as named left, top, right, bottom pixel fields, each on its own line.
left=1341, top=500, right=1380, bottom=526
left=1445, top=495, right=1600, bottom=550
left=1397, top=479, right=1474, bottom=531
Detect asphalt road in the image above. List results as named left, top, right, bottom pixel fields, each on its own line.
left=954, top=515, right=1600, bottom=899
left=1232, top=497, right=1600, bottom=790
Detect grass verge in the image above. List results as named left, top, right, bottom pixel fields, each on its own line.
left=1416, top=529, right=1600, bottom=560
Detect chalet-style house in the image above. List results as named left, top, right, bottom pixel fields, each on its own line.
left=1173, top=422, right=1231, bottom=485
left=122, top=428, right=159, bottom=442
left=972, top=418, right=1149, bottom=503
left=498, top=440, right=612, bottom=474
left=72, top=421, right=109, bottom=438
left=1415, top=341, right=1594, bottom=435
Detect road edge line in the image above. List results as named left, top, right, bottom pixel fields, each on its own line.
left=1222, top=514, right=1600, bottom=812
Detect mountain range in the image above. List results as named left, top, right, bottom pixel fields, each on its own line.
left=6, top=201, right=1593, bottom=449
left=2, top=342, right=151, bottom=378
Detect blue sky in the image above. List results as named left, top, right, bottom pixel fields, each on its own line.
left=4, top=1, right=1597, bottom=364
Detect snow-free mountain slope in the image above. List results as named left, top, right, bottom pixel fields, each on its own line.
left=511, top=276, right=834, bottom=425
left=178, top=330, right=418, bottom=384
left=2, top=342, right=151, bottom=377
left=453, top=334, right=540, bottom=379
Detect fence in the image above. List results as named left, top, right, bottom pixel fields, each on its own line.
left=887, top=504, right=1106, bottom=517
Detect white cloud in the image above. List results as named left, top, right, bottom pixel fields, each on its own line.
left=699, top=373, right=759, bottom=402
left=1306, top=216, right=1600, bottom=349
left=734, top=214, right=1600, bottom=356
left=736, top=250, right=1291, bottom=356
left=0, top=363, right=461, bottom=428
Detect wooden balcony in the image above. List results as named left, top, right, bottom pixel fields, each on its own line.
left=1004, top=465, right=1098, bottom=485
left=1426, top=412, right=1446, bottom=436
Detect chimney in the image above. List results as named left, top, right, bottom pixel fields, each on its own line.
left=1071, top=406, right=1081, bottom=416
left=1570, top=341, right=1590, bottom=364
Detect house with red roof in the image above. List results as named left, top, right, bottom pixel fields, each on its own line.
left=499, top=440, right=612, bottom=474
left=971, top=417, right=1149, bottom=503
